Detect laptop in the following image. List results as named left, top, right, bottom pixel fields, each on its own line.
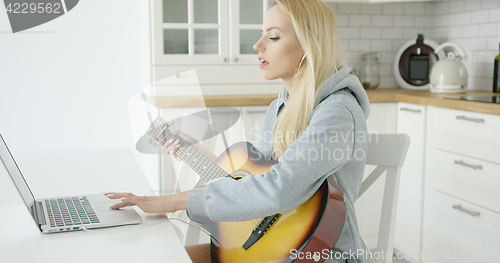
left=0, top=134, right=142, bottom=233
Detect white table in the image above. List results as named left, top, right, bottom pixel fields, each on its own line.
left=0, top=147, right=192, bottom=263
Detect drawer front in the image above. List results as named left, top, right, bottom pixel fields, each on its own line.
left=429, top=149, right=500, bottom=213
left=423, top=190, right=500, bottom=263
left=429, top=107, right=500, bottom=164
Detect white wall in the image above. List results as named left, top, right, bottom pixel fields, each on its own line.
left=432, top=0, right=500, bottom=91
left=327, top=1, right=436, bottom=89
left=329, top=0, right=500, bottom=91
left=0, top=1, right=145, bottom=151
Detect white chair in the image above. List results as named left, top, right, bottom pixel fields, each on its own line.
left=357, top=133, right=411, bottom=263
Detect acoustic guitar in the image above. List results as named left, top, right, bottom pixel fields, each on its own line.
left=147, top=117, right=346, bottom=263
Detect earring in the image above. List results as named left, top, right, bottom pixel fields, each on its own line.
left=298, top=53, right=307, bottom=71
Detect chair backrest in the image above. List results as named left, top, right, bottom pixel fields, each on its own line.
left=366, top=133, right=410, bottom=167
left=357, top=133, right=410, bottom=263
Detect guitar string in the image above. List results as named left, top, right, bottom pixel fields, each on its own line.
left=158, top=131, right=205, bottom=175
left=179, top=144, right=227, bottom=181
left=157, top=129, right=229, bottom=181
left=160, top=132, right=200, bottom=169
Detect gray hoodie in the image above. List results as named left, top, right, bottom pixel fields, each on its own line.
left=187, top=65, right=370, bottom=263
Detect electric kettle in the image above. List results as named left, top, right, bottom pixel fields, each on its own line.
left=429, top=42, right=468, bottom=93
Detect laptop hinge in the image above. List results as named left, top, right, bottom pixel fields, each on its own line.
left=32, top=201, right=46, bottom=230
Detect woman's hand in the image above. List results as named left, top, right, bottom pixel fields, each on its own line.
left=163, top=130, right=192, bottom=161
left=163, top=130, right=217, bottom=162
left=103, top=192, right=189, bottom=213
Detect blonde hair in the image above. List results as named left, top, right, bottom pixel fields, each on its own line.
left=272, top=0, right=344, bottom=158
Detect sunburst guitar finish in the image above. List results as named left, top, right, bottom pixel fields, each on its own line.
left=147, top=118, right=346, bottom=263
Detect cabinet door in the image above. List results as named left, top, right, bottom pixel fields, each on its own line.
left=228, top=0, right=271, bottom=65
left=241, top=105, right=269, bottom=145
left=355, top=102, right=397, bottom=249
left=423, top=106, right=500, bottom=263
left=152, top=0, right=271, bottom=66
left=422, top=184, right=500, bottom=263
left=395, top=102, right=426, bottom=262
left=153, top=0, right=229, bottom=65
left=211, top=106, right=244, bottom=157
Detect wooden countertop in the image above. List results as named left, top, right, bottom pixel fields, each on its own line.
left=365, top=88, right=500, bottom=115
left=145, top=94, right=279, bottom=108
left=146, top=88, right=500, bottom=115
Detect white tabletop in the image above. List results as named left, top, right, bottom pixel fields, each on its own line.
left=0, top=147, right=192, bottom=263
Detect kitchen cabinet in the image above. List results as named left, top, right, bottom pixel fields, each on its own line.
left=144, top=0, right=281, bottom=94
left=394, top=103, right=426, bottom=262
left=357, top=102, right=427, bottom=259
left=354, top=102, right=500, bottom=260
left=151, top=0, right=270, bottom=66
left=355, top=102, right=397, bottom=249
left=242, top=105, right=269, bottom=145
left=423, top=106, right=500, bottom=263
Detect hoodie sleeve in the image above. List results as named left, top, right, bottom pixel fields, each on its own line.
left=187, top=92, right=357, bottom=221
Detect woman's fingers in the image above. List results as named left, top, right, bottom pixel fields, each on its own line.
left=104, top=193, right=157, bottom=212
left=114, top=196, right=143, bottom=210
left=165, top=139, right=180, bottom=153
left=114, top=196, right=174, bottom=213
left=163, top=138, right=181, bottom=159
left=164, top=130, right=201, bottom=161
left=122, top=196, right=155, bottom=212
left=104, top=192, right=138, bottom=210
left=103, top=192, right=136, bottom=199
left=172, top=130, right=198, bottom=145
left=104, top=192, right=189, bottom=213
left=109, top=199, right=136, bottom=210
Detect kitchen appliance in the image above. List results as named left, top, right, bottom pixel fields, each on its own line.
left=394, top=34, right=439, bottom=90
left=429, top=42, right=468, bottom=93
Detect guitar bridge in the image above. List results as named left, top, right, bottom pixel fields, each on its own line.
left=242, top=213, right=281, bottom=250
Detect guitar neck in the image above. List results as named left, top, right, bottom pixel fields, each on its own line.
left=158, top=129, right=229, bottom=182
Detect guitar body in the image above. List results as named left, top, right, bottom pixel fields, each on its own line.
left=144, top=118, right=346, bottom=263
left=188, top=142, right=347, bottom=263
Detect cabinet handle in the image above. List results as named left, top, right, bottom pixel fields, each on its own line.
left=452, top=204, right=480, bottom=217
left=223, top=57, right=228, bottom=63
left=455, top=115, right=485, bottom=123
left=454, top=160, right=483, bottom=170
left=232, top=57, right=239, bottom=62
left=399, top=107, right=421, bottom=113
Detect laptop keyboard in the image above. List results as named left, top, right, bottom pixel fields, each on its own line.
left=45, top=196, right=100, bottom=227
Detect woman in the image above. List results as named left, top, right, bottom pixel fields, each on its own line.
left=106, top=0, right=369, bottom=262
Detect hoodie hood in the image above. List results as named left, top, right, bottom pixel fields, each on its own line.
left=277, top=65, right=370, bottom=119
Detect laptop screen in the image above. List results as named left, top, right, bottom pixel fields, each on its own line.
left=0, top=134, right=36, bottom=210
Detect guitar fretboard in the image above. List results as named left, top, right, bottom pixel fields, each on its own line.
left=158, top=129, right=230, bottom=182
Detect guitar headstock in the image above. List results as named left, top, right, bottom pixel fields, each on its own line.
left=147, top=117, right=171, bottom=143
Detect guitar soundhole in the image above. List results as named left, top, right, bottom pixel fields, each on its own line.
left=230, top=170, right=251, bottom=180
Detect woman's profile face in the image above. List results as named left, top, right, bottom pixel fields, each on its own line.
left=253, top=5, right=305, bottom=88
